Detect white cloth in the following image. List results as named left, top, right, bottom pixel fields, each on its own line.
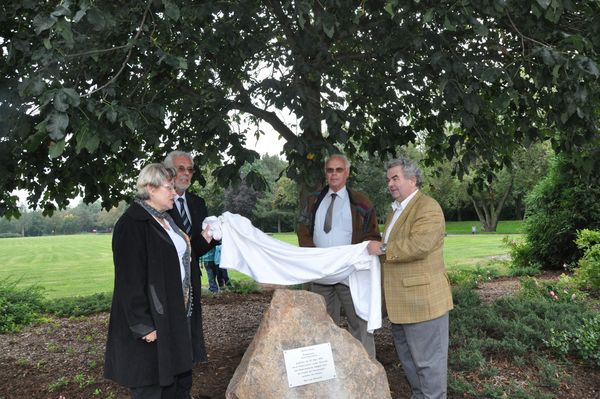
left=210, top=212, right=382, bottom=332
left=202, top=216, right=222, bottom=240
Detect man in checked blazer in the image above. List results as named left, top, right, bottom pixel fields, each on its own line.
left=368, top=156, right=453, bottom=399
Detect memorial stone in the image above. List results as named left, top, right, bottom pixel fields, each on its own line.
left=226, top=289, right=391, bottom=398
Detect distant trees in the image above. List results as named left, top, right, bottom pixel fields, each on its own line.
left=0, top=202, right=126, bottom=236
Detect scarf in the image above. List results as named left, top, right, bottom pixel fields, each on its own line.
left=135, top=199, right=193, bottom=317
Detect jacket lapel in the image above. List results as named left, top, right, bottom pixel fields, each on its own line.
left=385, top=191, right=423, bottom=240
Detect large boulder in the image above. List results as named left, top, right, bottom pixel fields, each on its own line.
left=226, top=289, right=391, bottom=398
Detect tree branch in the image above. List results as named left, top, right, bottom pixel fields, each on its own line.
left=83, top=0, right=152, bottom=97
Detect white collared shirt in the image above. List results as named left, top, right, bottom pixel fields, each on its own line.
left=313, top=186, right=353, bottom=248
left=383, top=189, right=419, bottom=244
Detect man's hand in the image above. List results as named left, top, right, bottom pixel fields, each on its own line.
left=142, top=330, right=157, bottom=343
left=367, top=240, right=383, bottom=255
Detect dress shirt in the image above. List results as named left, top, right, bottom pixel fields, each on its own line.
left=383, top=189, right=419, bottom=244
left=313, top=186, right=352, bottom=248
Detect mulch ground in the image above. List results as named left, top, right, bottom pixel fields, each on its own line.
left=0, top=276, right=598, bottom=399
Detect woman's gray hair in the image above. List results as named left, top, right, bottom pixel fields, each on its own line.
left=164, top=150, right=194, bottom=168
left=136, top=163, right=176, bottom=199
left=386, top=156, right=423, bottom=187
left=324, top=154, right=351, bottom=171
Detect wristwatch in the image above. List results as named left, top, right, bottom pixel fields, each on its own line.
left=379, top=243, right=387, bottom=254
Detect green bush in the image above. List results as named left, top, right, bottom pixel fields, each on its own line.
left=512, top=156, right=600, bottom=270
left=0, top=279, right=46, bottom=333
left=227, top=279, right=261, bottom=294
left=573, top=229, right=600, bottom=293
left=44, top=292, right=112, bottom=317
left=545, top=315, right=600, bottom=366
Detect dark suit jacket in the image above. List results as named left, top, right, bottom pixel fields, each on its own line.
left=168, top=191, right=214, bottom=270
left=104, top=202, right=207, bottom=388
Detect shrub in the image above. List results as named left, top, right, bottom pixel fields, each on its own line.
left=0, top=279, right=46, bottom=333
left=573, top=229, right=600, bottom=293
left=544, top=315, right=600, bottom=366
left=513, top=156, right=600, bottom=270
left=227, top=279, right=261, bottom=294
left=44, top=292, right=112, bottom=317
left=519, top=274, right=588, bottom=303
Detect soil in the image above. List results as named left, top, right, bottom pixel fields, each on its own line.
left=1, top=275, right=598, bottom=399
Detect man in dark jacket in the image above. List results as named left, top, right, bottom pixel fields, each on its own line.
left=164, top=151, right=214, bottom=270
left=297, top=154, right=381, bottom=357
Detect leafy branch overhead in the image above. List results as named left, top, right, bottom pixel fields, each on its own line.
left=1, top=0, right=599, bottom=217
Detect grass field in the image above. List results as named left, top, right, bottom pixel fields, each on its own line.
left=0, top=223, right=519, bottom=299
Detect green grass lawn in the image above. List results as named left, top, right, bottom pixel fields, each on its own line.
left=0, top=228, right=517, bottom=299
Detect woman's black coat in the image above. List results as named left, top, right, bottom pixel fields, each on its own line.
left=104, top=202, right=207, bottom=388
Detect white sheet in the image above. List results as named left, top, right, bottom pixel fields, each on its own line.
left=212, top=212, right=382, bottom=332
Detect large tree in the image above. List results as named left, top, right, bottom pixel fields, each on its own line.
left=1, top=0, right=599, bottom=217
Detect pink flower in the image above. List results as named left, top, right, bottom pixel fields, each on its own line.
left=550, top=291, right=555, bottom=296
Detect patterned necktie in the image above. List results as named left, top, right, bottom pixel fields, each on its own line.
left=178, top=197, right=192, bottom=235
left=323, top=193, right=337, bottom=233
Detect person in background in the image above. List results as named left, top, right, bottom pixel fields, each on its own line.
left=297, top=154, right=381, bottom=358
left=368, top=156, right=454, bottom=399
left=104, top=163, right=211, bottom=398
left=200, top=247, right=219, bottom=294
left=214, top=243, right=230, bottom=289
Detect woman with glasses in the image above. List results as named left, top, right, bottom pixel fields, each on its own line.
left=104, top=163, right=210, bottom=398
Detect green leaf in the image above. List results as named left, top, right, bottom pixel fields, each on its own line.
left=62, top=88, right=81, bottom=107
left=323, top=22, right=335, bottom=39
left=75, top=129, right=100, bottom=153
left=384, top=2, right=394, bottom=17
left=444, top=15, right=456, bottom=32
left=424, top=9, right=434, bottom=23
left=43, top=37, right=52, bottom=50
left=536, top=0, right=551, bottom=9
left=47, top=112, right=69, bottom=140
left=56, top=20, right=75, bottom=47
left=49, top=139, right=66, bottom=159
left=32, top=14, right=57, bottom=35
left=106, top=108, right=118, bottom=123
left=54, top=90, right=70, bottom=112
left=162, top=0, right=181, bottom=21
left=73, top=0, right=90, bottom=23
left=51, top=1, right=72, bottom=18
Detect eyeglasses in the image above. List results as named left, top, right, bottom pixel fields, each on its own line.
left=176, top=166, right=194, bottom=174
left=326, top=167, right=345, bottom=174
left=161, top=184, right=176, bottom=191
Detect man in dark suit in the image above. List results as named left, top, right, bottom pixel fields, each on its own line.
left=164, top=150, right=214, bottom=266
left=164, top=150, right=213, bottom=399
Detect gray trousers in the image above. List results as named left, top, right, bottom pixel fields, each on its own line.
left=392, top=313, right=449, bottom=399
left=311, top=282, right=376, bottom=358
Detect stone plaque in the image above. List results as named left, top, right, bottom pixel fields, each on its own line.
left=283, top=342, right=336, bottom=388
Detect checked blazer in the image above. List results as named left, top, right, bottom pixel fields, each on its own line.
left=382, top=191, right=453, bottom=324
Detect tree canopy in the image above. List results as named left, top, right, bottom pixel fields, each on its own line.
left=1, top=0, right=599, bottom=217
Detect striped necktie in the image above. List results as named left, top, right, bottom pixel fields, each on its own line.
left=178, top=197, right=192, bottom=236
